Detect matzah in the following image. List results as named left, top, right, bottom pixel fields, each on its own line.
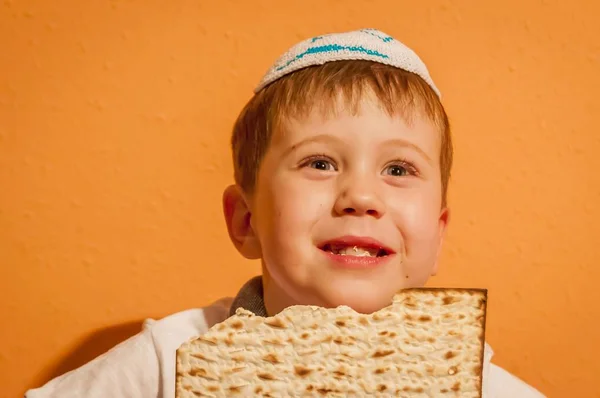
left=176, top=288, right=487, bottom=397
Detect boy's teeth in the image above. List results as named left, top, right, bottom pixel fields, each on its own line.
left=334, top=246, right=377, bottom=257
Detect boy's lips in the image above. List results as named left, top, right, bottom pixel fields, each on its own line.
left=317, top=236, right=396, bottom=269
left=318, top=236, right=395, bottom=255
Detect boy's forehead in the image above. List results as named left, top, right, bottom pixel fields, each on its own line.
left=272, top=95, right=441, bottom=156
left=275, top=94, right=438, bottom=140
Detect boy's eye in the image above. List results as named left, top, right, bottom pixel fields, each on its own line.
left=302, top=158, right=336, bottom=171
left=311, top=160, right=333, bottom=170
left=384, top=163, right=416, bottom=177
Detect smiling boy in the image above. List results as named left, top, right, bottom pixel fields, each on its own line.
left=26, top=29, right=544, bottom=398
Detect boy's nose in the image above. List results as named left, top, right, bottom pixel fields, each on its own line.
left=333, top=177, right=385, bottom=218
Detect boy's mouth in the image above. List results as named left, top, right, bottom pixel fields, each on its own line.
left=318, top=236, right=393, bottom=258
left=321, top=244, right=388, bottom=257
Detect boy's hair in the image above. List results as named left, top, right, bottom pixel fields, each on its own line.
left=231, top=60, right=453, bottom=206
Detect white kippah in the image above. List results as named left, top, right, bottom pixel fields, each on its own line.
left=255, top=28, right=441, bottom=97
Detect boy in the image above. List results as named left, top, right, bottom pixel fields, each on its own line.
left=26, top=29, right=545, bottom=397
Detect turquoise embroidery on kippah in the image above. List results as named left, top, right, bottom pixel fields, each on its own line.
left=275, top=44, right=389, bottom=72
left=360, top=29, right=394, bottom=43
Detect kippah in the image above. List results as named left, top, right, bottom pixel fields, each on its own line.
left=255, top=28, right=441, bottom=97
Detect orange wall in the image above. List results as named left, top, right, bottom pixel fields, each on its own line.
left=1, top=1, right=599, bottom=397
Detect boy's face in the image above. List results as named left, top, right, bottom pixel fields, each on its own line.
left=225, top=94, right=448, bottom=315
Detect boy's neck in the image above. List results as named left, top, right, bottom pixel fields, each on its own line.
left=229, top=275, right=268, bottom=317
left=229, top=275, right=301, bottom=317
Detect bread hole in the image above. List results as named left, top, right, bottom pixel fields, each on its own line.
left=190, top=353, right=212, bottom=362
left=257, top=372, right=276, bottom=381
left=443, top=296, right=458, bottom=305
left=227, top=385, right=242, bottom=393
left=264, top=337, right=285, bottom=346
left=373, top=312, right=391, bottom=321
left=294, top=365, right=313, bottom=377
left=321, top=335, right=333, bottom=343
left=371, top=349, right=395, bottom=358
left=333, top=369, right=347, bottom=377
left=230, top=320, right=243, bottom=329
left=198, top=336, right=217, bottom=345
left=229, top=367, right=244, bottom=373
left=262, top=353, right=280, bottom=364
left=265, top=317, right=286, bottom=329
left=448, top=366, right=459, bottom=375
left=317, top=387, right=335, bottom=394
left=189, top=368, right=206, bottom=377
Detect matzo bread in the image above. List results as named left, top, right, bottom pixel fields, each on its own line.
left=176, top=288, right=487, bottom=397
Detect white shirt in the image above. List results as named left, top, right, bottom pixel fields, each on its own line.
left=26, top=297, right=545, bottom=397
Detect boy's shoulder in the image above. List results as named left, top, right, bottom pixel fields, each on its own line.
left=483, top=344, right=545, bottom=397
left=147, top=296, right=233, bottom=339
left=25, top=298, right=233, bottom=398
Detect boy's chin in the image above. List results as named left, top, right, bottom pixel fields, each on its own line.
left=318, top=285, right=400, bottom=314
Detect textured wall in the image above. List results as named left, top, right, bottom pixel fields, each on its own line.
left=1, top=1, right=599, bottom=397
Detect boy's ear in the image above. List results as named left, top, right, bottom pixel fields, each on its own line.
left=222, top=184, right=262, bottom=260
left=431, top=207, right=450, bottom=276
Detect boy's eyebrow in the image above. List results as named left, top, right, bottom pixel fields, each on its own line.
left=383, top=139, right=433, bottom=164
left=282, top=135, right=433, bottom=164
left=281, top=134, right=343, bottom=157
